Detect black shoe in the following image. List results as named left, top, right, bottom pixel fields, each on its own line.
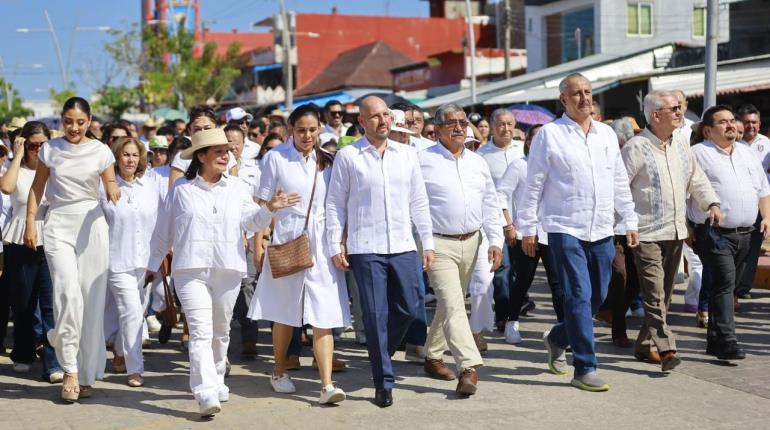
left=158, top=323, right=172, bottom=344
left=705, top=342, right=718, bottom=357
left=520, top=300, right=536, bottom=317
left=736, top=293, right=752, bottom=300
left=716, top=343, right=746, bottom=361
left=374, top=388, right=393, bottom=408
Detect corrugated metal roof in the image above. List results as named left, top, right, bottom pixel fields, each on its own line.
left=650, top=59, right=770, bottom=96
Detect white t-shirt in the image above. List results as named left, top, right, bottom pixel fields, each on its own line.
left=38, top=138, right=115, bottom=213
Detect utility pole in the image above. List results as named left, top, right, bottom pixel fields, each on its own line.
left=465, top=0, right=477, bottom=108
left=0, top=56, right=11, bottom=111
left=503, top=0, right=511, bottom=79
left=279, top=0, right=293, bottom=111
left=703, top=0, right=718, bottom=109
left=44, top=9, right=68, bottom=91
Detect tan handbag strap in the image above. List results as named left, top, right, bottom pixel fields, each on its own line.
left=302, top=162, right=319, bottom=232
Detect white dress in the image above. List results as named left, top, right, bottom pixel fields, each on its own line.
left=3, top=166, right=45, bottom=246
left=247, top=143, right=350, bottom=329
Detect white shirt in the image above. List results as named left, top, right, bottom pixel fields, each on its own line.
left=38, top=138, right=115, bottom=213
left=326, top=137, right=434, bottom=255
left=688, top=139, right=770, bottom=228
left=419, top=143, right=504, bottom=249
left=242, top=138, right=261, bottom=160
left=237, top=157, right=261, bottom=196
left=517, top=114, right=638, bottom=241
left=151, top=164, right=171, bottom=200
left=149, top=174, right=272, bottom=275
left=675, top=117, right=695, bottom=142
left=476, top=139, right=525, bottom=184
left=410, top=135, right=436, bottom=152
left=320, top=123, right=349, bottom=144
left=102, top=175, right=162, bottom=272
left=497, top=156, right=549, bottom=244
left=4, top=166, right=45, bottom=245
left=740, top=133, right=770, bottom=183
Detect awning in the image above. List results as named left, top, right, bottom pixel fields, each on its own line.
left=650, top=59, right=770, bottom=97
left=483, top=78, right=620, bottom=105
left=252, top=63, right=281, bottom=73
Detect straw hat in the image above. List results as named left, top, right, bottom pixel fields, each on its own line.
left=7, top=117, right=26, bottom=132
left=180, top=128, right=229, bottom=160
left=143, top=117, right=161, bottom=128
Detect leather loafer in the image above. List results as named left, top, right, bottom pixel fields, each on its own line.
left=634, top=350, right=661, bottom=364
left=716, top=343, right=746, bottom=361
left=374, top=388, right=393, bottom=408
left=660, top=351, right=681, bottom=372
left=424, top=358, right=456, bottom=381
left=455, top=368, right=479, bottom=396
left=612, top=337, right=633, bottom=348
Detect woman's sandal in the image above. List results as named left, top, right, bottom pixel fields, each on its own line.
left=61, top=373, right=80, bottom=402
left=79, top=385, right=93, bottom=399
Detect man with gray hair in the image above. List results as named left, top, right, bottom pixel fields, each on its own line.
left=418, top=102, right=503, bottom=395
left=622, top=90, right=721, bottom=371
left=476, top=108, right=524, bottom=333
left=518, top=73, right=638, bottom=391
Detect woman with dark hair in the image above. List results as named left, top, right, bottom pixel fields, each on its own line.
left=24, top=96, right=120, bottom=402
left=102, top=136, right=162, bottom=388
left=101, top=123, right=131, bottom=146
left=149, top=127, right=298, bottom=417
left=247, top=104, right=350, bottom=404
left=168, top=106, right=218, bottom=186
left=0, top=121, right=64, bottom=383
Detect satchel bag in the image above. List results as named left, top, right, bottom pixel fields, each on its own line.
left=267, top=163, right=318, bottom=278
left=159, top=255, right=178, bottom=327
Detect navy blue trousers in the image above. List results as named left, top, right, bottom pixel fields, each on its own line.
left=350, top=251, right=420, bottom=390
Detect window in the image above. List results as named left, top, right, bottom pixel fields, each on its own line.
left=627, top=3, right=653, bottom=36
left=693, top=6, right=706, bottom=37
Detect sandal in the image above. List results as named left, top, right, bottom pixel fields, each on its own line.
left=127, top=373, right=144, bottom=387
left=61, top=373, right=80, bottom=402
left=79, top=385, right=93, bottom=399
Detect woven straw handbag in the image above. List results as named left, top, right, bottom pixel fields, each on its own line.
left=267, top=163, right=318, bottom=278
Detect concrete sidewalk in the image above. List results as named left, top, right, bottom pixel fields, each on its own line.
left=2, top=276, right=769, bottom=430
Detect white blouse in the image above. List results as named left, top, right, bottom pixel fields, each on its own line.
left=3, top=166, right=45, bottom=246
left=148, top=174, right=273, bottom=275
left=101, top=174, right=163, bottom=272
left=38, top=138, right=115, bottom=214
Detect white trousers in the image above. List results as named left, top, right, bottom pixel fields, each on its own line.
left=683, top=244, right=702, bottom=307
left=43, top=207, right=109, bottom=386
left=105, top=280, right=150, bottom=346
left=173, top=268, right=241, bottom=400
left=108, top=269, right=148, bottom=375
left=468, top=234, right=495, bottom=334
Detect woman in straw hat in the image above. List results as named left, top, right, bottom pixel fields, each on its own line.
left=148, top=128, right=299, bottom=417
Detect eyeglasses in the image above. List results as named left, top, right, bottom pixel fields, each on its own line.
left=328, top=111, right=344, bottom=117
left=25, top=141, right=44, bottom=149
left=248, top=132, right=260, bottom=139
left=441, top=120, right=469, bottom=128
left=657, top=105, right=683, bottom=113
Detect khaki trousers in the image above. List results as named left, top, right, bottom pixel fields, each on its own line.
left=426, top=233, right=483, bottom=371
left=633, top=240, right=684, bottom=354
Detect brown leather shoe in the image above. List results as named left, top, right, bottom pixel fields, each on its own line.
left=696, top=311, right=709, bottom=328
left=456, top=368, right=478, bottom=396
left=473, top=333, right=488, bottom=352
left=112, top=355, right=126, bottom=374
left=612, top=336, right=633, bottom=348
left=424, top=358, right=456, bottom=381
left=312, top=355, right=347, bottom=372
left=634, top=350, right=661, bottom=364
left=660, top=351, right=681, bottom=372
left=285, top=355, right=301, bottom=371
left=242, top=342, right=258, bottom=357
left=594, top=309, right=613, bottom=325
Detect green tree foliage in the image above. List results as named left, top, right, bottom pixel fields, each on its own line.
left=49, top=87, right=77, bottom=108
left=0, top=78, right=32, bottom=122
left=94, top=85, right=140, bottom=121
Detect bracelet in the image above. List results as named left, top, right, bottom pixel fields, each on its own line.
left=708, top=202, right=720, bottom=209
left=503, top=224, right=515, bottom=231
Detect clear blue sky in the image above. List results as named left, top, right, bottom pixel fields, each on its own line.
left=0, top=0, right=429, bottom=101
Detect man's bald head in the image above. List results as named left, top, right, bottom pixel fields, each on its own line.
left=358, top=96, right=392, bottom=142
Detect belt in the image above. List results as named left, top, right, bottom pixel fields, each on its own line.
left=434, top=231, right=479, bottom=241
left=695, top=224, right=754, bottom=235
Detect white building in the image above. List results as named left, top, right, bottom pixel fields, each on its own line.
left=525, top=0, right=731, bottom=72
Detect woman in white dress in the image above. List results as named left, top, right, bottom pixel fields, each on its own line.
left=24, top=97, right=121, bottom=402
left=102, top=136, right=162, bottom=387
left=149, top=128, right=298, bottom=417
left=248, top=104, right=350, bottom=404
left=0, top=121, right=63, bottom=382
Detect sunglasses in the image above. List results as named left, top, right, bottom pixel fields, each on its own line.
left=328, top=111, right=344, bottom=117
left=248, top=132, right=260, bottom=139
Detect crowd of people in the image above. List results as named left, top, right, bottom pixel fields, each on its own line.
left=0, top=72, right=768, bottom=416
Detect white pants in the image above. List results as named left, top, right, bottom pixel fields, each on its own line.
left=174, top=268, right=241, bottom=400
left=683, top=244, right=702, bottom=307
left=105, top=280, right=150, bottom=346
left=468, top=234, right=495, bottom=334
left=149, top=273, right=167, bottom=313
left=43, top=207, right=109, bottom=386
left=109, top=269, right=148, bottom=375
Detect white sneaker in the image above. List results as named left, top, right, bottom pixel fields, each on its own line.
left=318, top=384, right=346, bottom=404
left=218, top=385, right=229, bottom=402
left=404, top=344, right=426, bottom=363
left=270, top=373, right=296, bottom=393
left=146, top=314, right=162, bottom=333
left=12, top=363, right=31, bottom=373
left=198, top=394, right=221, bottom=417
left=504, top=321, right=522, bottom=344
left=49, top=371, right=64, bottom=383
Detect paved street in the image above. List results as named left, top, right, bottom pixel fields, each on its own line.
left=2, top=274, right=770, bottom=430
